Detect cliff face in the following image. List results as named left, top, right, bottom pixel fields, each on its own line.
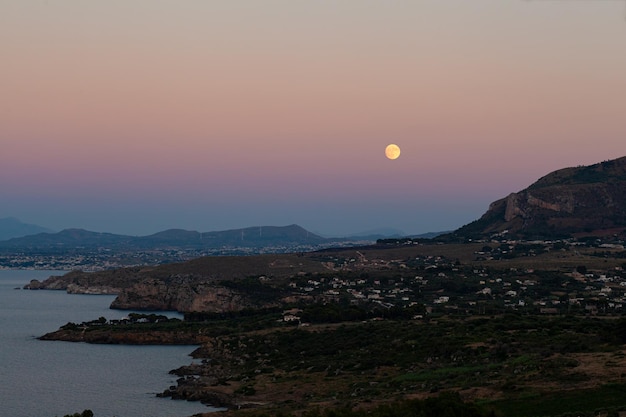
left=455, top=157, right=626, bottom=239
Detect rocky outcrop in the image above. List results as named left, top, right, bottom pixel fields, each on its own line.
left=156, top=339, right=248, bottom=408
left=454, top=156, right=626, bottom=239
left=23, top=268, right=145, bottom=293
left=24, top=279, right=46, bottom=290
left=23, top=253, right=322, bottom=312
left=25, top=277, right=123, bottom=294
left=24, top=276, right=72, bottom=290
left=502, top=191, right=571, bottom=223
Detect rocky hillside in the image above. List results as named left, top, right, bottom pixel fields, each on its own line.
left=453, top=156, right=626, bottom=239
left=25, top=244, right=465, bottom=312
left=26, top=253, right=330, bottom=312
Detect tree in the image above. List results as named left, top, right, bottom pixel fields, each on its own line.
left=62, top=410, right=93, bottom=417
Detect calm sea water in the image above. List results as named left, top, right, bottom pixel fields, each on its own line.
left=0, top=270, right=218, bottom=417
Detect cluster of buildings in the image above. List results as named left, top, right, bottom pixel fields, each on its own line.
left=0, top=241, right=368, bottom=272
left=284, top=248, right=626, bottom=317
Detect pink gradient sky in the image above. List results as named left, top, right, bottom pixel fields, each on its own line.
left=1, top=1, right=626, bottom=236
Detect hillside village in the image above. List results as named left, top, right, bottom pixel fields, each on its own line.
left=57, top=237, right=626, bottom=325
left=265, top=234, right=626, bottom=318
left=283, top=248, right=626, bottom=320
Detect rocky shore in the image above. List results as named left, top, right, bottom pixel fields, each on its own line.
left=157, top=360, right=238, bottom=409
left=39, top=326, right=252, bottom=409
left=156, top=340, right=270, bottom=410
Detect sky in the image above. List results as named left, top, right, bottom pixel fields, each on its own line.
left=2, top=1, right=626, bottom=237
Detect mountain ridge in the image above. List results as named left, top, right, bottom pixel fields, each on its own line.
left=0, top=224, right=326, bottom=251
left=451, top=156, right=626, bottom=240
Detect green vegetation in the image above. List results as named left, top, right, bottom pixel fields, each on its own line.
left=156, top=314, right=626, bottom=415
left=40, top=239, right=626, bottom=416
left=486, top=383, right=626, bottom=417
left=46, top=310, right=626, bottom=416
left=238, top=392, right=495, bottom=417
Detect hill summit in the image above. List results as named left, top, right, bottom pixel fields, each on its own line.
left=453, top=156, right=626, bottom=240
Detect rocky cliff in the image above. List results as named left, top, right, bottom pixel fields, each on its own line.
left=26, top=253, right=326, bottom=312
left=453, top=156, right=626, bottom=239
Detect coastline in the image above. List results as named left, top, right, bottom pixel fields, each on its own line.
left=1, top=270, right=214, bottom=417
left=38, top=323, right=242, bottom=409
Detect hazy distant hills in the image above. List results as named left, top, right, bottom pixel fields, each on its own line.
left=452, top=156, right=626, bottom=240
left=0, top=228, right=133, bottom=250
left=0, top=217, right=54, bottom=240
left=340, top=227, right=407, bottom=240
left=134, top=224, right=327, bottom=248
left=0, top=224, right=332, bottom=251
left=9, top=154, right=626, bottom=249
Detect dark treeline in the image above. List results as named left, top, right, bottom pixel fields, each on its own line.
left=298, top=302, right=424, bottom=324
left=184, top=307, right=282, bottom=322
left=184, top=302, right=425, bottom=324
left=240, top=392, right=495, bottom=417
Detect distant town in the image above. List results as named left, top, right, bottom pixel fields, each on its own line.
left=0, top=240, right=371, bottom=271
left=17, top=235, right=626, bottom=320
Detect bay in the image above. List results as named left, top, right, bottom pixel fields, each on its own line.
left=0, top=270, right=218, bottom=417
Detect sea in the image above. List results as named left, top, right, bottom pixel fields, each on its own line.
left=0, top=269, right=220, bottom=417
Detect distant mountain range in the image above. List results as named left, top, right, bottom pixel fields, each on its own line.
left=451, top=156, right=626, bottom=240
left=20, top=152, right=626, bottom=250
left=333, top=227, right=407, bottom=240
left=0, top=218, right=439, bottom=252
left=7, top=156, right=625, bottom=250
left=0, top=224, right=332, bottom=251
left=0, top=217, right=54, bottom=241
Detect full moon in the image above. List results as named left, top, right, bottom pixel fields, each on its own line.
left=385, top=144, right=401, bottom=160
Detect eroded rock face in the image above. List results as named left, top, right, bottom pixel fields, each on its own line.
left=503, top=191, right=569, bottom=222
left=455, top=156, right=626, bottom=239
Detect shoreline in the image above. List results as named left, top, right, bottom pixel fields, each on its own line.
left=38, top=325, right=242, bottom=410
